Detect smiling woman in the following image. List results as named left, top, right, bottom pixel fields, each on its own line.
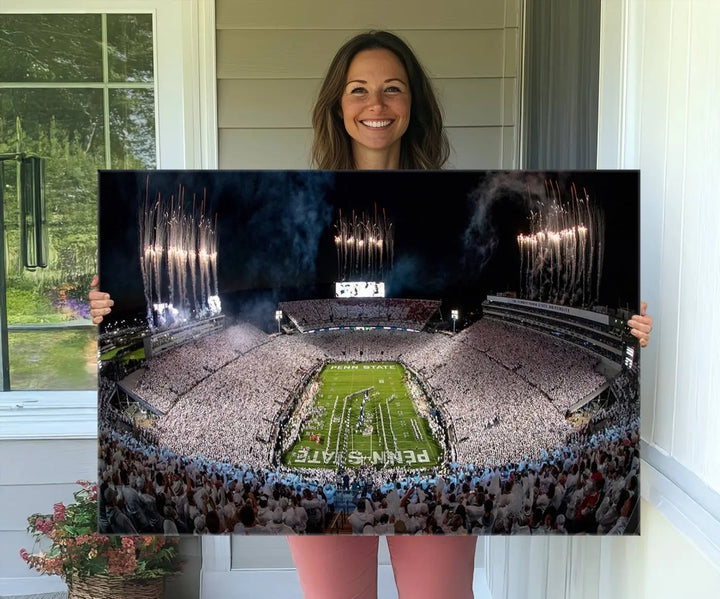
left=311, top=31, right=448, bottom=170
left=340, top=48, right=411, bottom=169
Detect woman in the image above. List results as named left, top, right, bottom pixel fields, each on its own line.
left=290, top=32, right=478, bottom=599
left=90, top=30, right=653, bottom=599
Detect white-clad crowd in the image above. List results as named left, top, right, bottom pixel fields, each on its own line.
left=98, top=409, right=639, bottom=536
left=278, top=298, right=440, bottom=331
left=131, top=323, right=270, bottom=413
left=99, top=314, right=638, bottom=535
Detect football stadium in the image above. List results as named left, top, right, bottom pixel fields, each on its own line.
left=97, top=170, right=641, bottom=536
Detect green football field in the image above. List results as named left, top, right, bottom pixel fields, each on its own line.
left=282, top=361, right=444, bottom=470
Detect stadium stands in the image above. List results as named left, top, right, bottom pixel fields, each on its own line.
left=279, top=298, right=441, bottom=332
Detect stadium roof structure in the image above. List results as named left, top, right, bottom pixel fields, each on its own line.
left=482, top=295, right=628, bottom=367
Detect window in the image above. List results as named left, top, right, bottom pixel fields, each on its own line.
left=0, top=13, right=155, bottom=390
left=0, top=0, right=215, bottom=399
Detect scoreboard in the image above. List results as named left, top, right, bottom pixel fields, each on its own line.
left=335, top=281, right=385, bottom=298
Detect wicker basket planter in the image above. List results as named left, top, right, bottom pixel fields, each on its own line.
left=67, top=575, right=164, bottom=599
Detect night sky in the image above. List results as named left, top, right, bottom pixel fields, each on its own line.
left=98, top=170, right=639, bottom=332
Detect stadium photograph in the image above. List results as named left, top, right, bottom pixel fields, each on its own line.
left=97, top=170, right=641, bottom=536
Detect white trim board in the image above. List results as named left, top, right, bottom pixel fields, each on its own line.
left=641, top=448, right=720, bottom=568
left=0, top=392, right=96, bottom=440
left=201, top=565, right=491, bottom=599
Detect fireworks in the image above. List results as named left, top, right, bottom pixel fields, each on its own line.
left=335, top=205, right=394, bottom=281
left=139, top=178, right=220, bottom=330
left=517, top=181, right=605, bottom=307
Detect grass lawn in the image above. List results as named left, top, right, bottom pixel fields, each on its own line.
left=8, top=329, right=97, bottom=390
left=283, top=361, right=443, bottom=470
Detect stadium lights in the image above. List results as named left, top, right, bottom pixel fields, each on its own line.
left=451, top=309, right=459, bottom=333
left=275, top=310, right=283, bottom=333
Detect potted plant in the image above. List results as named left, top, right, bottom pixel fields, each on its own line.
left=20, top=480, right=182, bottom=599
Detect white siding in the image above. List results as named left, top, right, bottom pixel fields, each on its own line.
left=0, top=434, right=201, bottom=596
left=598, top=0, right=720, bottom=494
left=215, top=0, right=522, bottom=169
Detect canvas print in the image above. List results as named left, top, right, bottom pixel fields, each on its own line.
left=97, top=170, right=640, bottom=536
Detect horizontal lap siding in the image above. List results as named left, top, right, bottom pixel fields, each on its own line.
left=218, top=78, right=515, bottom=128
left=219, top=128, right=313, bottom=168
left=0, top=438, right=201, bottom=596
left=216, top=0, right=521, bottom=169
left=218, top=126, right=512, bottom=170
left=0, top=439, right=96, bottom=579
left=0, top=439, right=97, bottom=486
left=216, top=0, right=511, bottom=30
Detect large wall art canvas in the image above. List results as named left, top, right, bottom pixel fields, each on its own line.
left=97, top=170, right=640, bottom=536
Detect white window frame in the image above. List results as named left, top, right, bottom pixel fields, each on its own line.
left=0, top=0, right=217, bottom=440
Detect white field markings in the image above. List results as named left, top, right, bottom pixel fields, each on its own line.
left=328, top=365, right=356, bottom=464
left=334, top=394, right=349, bottom=458
left=386, top=385, right=437, bottom=461
left=325, top=395, right=339, bottom=452
left=392, top=393, right=434, bottom=458
left=410, top=418, right=424, bottom=441
left=303, top=362, right=439, bottom=466
left=377, top=403, right=390, bottom=454
left=385, top=396, right=399, bottom=453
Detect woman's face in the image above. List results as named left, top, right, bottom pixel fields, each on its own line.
left=340, top=48, right=411, bottom=162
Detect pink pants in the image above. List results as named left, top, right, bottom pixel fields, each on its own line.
left=287, top=535, right=476, bottom=599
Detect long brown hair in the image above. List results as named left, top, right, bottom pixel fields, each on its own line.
left=311, top=31, right=449, bottom=170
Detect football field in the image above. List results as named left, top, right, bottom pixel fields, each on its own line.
left=282, top=362, right=444, bottom=470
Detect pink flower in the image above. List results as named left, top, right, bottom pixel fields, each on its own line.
left=53, top=503, right=66, bottom=522
left=107, top=547, right=137, bottom=575
left=19, top=548, right=29, bottom=562
left=121, top=537, right=135, bottom=550
left=34, top=518, right=54, bottom=535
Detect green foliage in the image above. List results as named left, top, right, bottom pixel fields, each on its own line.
left=5, top=285, right=58, bottom=324
left=8, top=329, right=97, bottom=390
left=1, top=111, right=99, bottom=322
left=1, top=13, right=155, bottom=329
left=21, top=481, right=183, bottom=583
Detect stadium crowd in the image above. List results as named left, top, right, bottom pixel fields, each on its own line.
left=278, top=298, right=441, bottom=331
left=99, top=313, right=638, bottom=535
left=98, top=409, right=639, bottom=536
left=119, top=319, right=612, bottom=470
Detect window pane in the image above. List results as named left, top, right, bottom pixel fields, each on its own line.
left=8, top=329, right=97, bottom=390
left=1, top=88, right=103, bottom=279
left=0, top=13, right=157, bottom=391
left=110, top=88, right=156, bottom=168
left=107, top=14, right=154, bottom=83
left=0, top=14, right=102, bottom=82
left=0, top=88, right=106, bottom=158
left=1, top=89, right=102, bottom=390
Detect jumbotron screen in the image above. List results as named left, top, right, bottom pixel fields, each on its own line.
left=335, top=281, right=385, bottom=298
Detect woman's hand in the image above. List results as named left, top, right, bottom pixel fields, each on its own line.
left=627, top=301, right=653, bottom=347
left=89, top=274, right=114, bottom=324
